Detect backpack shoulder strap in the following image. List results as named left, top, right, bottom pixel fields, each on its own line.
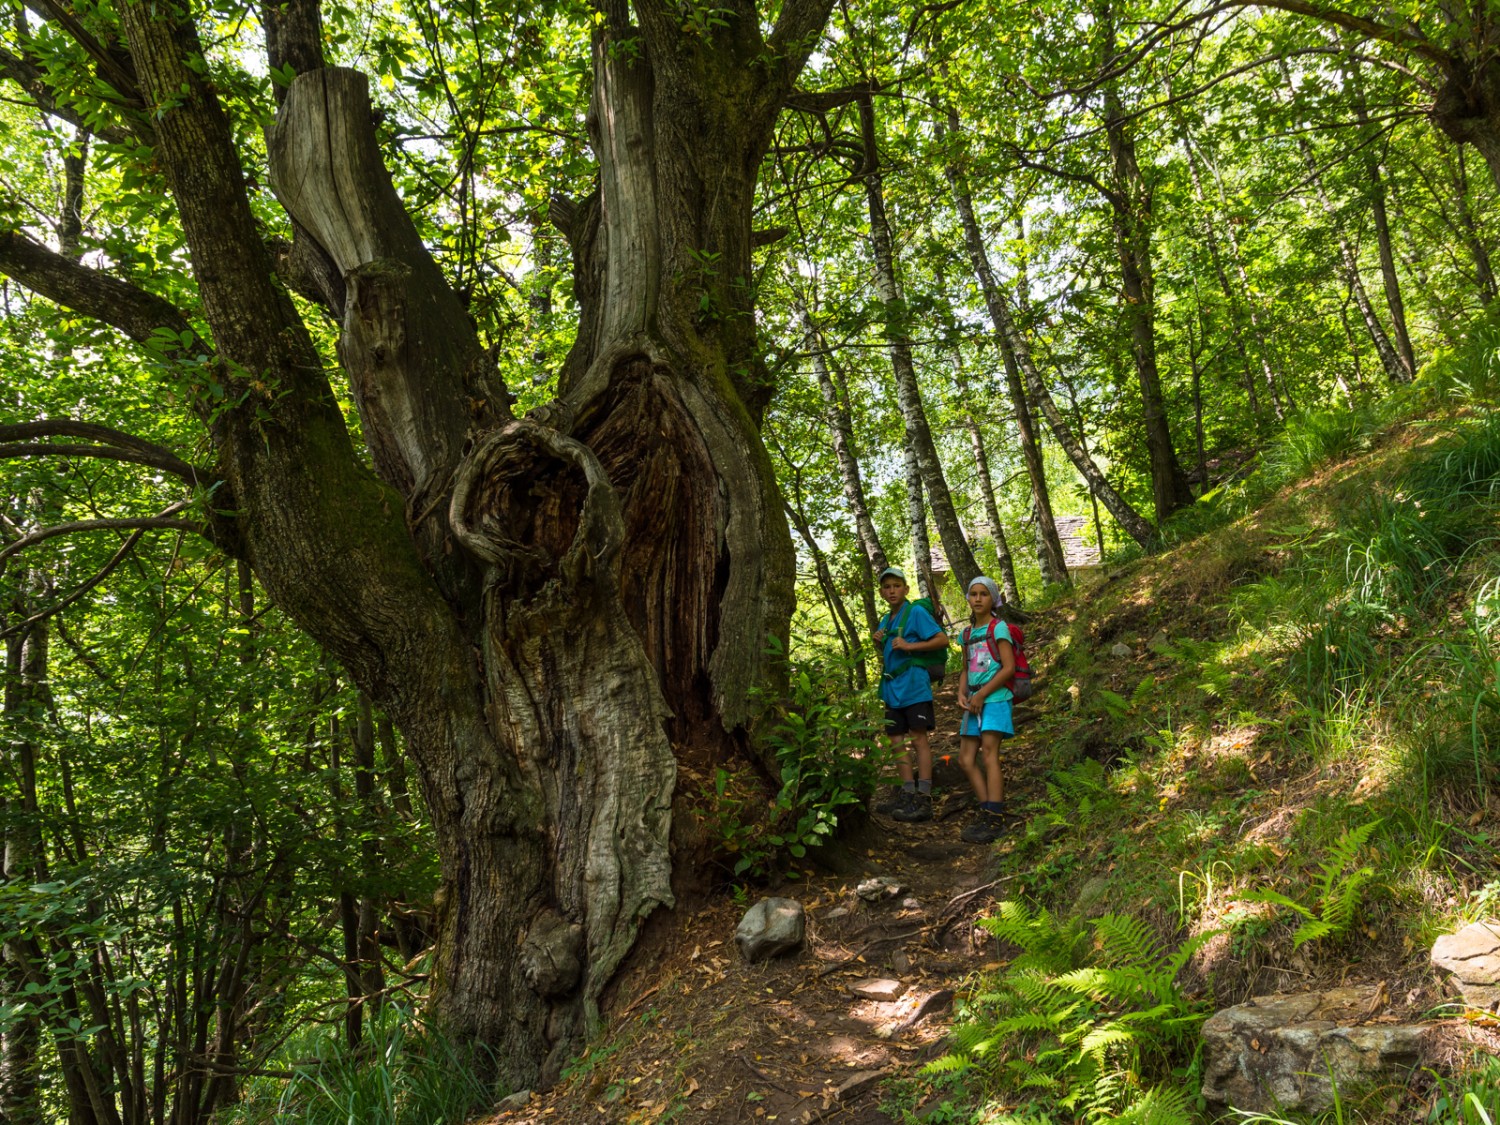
left=985, top=618, right=1005, bottom=662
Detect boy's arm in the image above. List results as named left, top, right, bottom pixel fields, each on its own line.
left=893, top=630, right=948, bottom=653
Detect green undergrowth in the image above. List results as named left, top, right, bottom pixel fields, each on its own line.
left=924, top=336, right=1500, bottom=1123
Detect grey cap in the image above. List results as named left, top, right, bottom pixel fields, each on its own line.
left=967, top=576, right=1001, bottom=606
left=877, top=566, right=906, bottom=582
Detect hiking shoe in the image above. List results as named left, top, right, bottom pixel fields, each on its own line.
left=874, top=785, right=906, bottom=815
left=961, top=809, right=1015, bottom=844
left=891, top=791, right=934, bottom=823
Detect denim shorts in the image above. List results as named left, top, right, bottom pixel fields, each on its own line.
left=960, top=698, right=1014, bottom=738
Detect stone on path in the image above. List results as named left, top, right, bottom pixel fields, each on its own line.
left=848, top=977, right=907, bottom=1001
left=1431, top=920, right=1500, bottom=1011
left=1200, top=986, right=1430, bottom=1115
left=1108, top=641, right=1134, bottom=657
left=735, top=897, right=805, bottom=963
left=856, top=875, right=904, bottom=901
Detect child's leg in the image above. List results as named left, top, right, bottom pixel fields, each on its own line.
left=958, top=734, right=986, bottom=799
left=909, top=728, right=933, bottom=784
left=980, top=731, right=1005, bottom=805
left=890, top=734, right=915, bottom=784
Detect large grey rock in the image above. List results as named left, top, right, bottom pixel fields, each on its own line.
left=735, top=897, right=805, bottom=963
left=1108, top=641, right=1134, bottom=658
left=1432, top=921, right=1500, bottom=1011
left=1201, top=987, right=1431, bottom=1114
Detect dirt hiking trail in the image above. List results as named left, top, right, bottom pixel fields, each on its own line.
left=486, top=679, right=1045, bottom=1125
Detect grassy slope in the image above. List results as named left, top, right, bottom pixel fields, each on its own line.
left=925, top=404, right=1500, bottom=1123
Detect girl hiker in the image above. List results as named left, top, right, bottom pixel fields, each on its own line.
left=957, top=576, right=1018, bottom=844
left=873, top=566, right=948, bottom=822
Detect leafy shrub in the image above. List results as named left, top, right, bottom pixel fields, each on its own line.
left=712, top=649, right=886, bottom=878
left=927, top=902, right=1213, bottom=1124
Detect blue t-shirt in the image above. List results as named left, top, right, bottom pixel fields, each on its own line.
left=880, top=601, right=942, bottom=708
left=963, top=619, right=1014, bottom=702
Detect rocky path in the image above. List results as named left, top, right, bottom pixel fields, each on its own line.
left=488, top=680, right=1041, bottom=1125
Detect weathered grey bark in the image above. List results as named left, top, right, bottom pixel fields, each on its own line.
left=857, top=92, right=980, bottom=592
left=951, top=354, right=1019, bottom=604
left=0, top=0, right=832, bottom=1093
left=938, top=110, right=1068, bottom=587
left=1097, top=0, right=1194, bottom=520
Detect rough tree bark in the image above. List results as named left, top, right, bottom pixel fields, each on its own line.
left=0, top=0, right=832, bottom=1090
left=951, top=353, right=1020, bottom=605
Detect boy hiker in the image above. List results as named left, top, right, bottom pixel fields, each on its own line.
left=956, top=575, right=1018, bottom=844
left=873, top=567, right=948, bottom=822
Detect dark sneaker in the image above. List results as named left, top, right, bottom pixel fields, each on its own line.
left=961, top=809, right=1014, bottom=844
left=892, top=791, right=934, bottom=823
left=874, top=785, right=907, bottom=815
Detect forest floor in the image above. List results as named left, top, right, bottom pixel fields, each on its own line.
left=481, top=682, right=1047, bottom=1125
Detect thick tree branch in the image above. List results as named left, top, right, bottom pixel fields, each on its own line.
left=0, top=46, right=134, bottom=143
left=0, top=421, right=211, bottom=483
left=21, top=0, right=144, bottom=102
left=768, top=0, right=836, bottom=74
left=0, top=504, right=202, bottom=567
left=0, top=230, right=209, bottom=355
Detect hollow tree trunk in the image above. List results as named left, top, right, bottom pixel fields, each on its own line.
left=938, top=109, right=1068, bottom=588
left=75, top=0, right=828, bottom=1092
left=857, top=92, right=980, bottom=592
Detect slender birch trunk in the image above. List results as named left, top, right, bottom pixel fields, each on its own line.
left=857, top=92, right=979, bottom=592
left=938, top=109, right=1068, bottom=586
left=952, top=353, right=1020, bottom=603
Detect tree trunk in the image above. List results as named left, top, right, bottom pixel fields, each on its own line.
left=0, top=0, right=837, bottom=1091
left=938, top=110, right=1069, bottom=587
left=952, top=354, right=1019, bottom=604
left=1348, top=59, right=1418, bottom=377
left=902, top=444, right=941, bottom=606
left=1097, top=82, right=1194, bottom=518
left=1446, top=142, right=1499, bottom=304
left=799, top=298, right=887, bottom=633
left=971, top=233, right=1155, bottom=548
left=857, top=92, right=980, bottom=592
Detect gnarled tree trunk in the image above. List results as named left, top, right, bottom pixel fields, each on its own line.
left=0, top=0, right=831, bottom=1093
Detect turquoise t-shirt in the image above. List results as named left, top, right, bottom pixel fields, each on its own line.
left=963, top=618, right=1014, bottom=702
left=880, top=601, right=942, bottom=708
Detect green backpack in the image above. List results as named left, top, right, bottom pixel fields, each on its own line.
left=880, top=598, right=950, bottom=683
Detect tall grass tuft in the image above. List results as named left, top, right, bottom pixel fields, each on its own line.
left=225, top=1004, right=498, bottom=1125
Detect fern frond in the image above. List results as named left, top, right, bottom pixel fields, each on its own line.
left=1291, top=918, right=1335, bottom=949
left=1315, top=819, right=1382, bottom=906
left=1092, top=914, right=1163, bottom=971
left=1239, top=887, right=1315, bottom=920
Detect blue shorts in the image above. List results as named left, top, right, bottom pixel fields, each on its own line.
left=960, top=698, right=1014, bottom=739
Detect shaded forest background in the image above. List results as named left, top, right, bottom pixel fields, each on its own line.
left=2, top=0, right=1499, bottom=1120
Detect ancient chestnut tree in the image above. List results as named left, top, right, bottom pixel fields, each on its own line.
left=0, top=0, right=833, bottom=1086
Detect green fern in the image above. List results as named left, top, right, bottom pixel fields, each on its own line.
left=1240, top=819, right=1382, bottom=948
left=930, top=902, right=1213, bottom=1123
